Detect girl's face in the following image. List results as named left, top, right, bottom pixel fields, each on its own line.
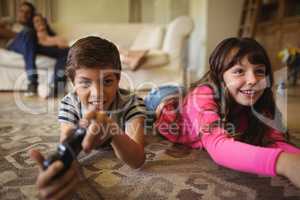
left=223, top=56, right=267, bottom=106
left=74, top=67, right=119, bottom=111
left=33, top=15, right=46, bottom=32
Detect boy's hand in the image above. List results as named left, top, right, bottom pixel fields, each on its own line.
left=30, top=149, right=80, bottom=200
left=80, top=110, right=118, bottom=153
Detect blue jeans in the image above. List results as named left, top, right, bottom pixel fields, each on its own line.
left=8, top=28, right=69, bottom=88
left=144, top=85, right=185, bottom=120
left=8, top=27, right=38, bottom=85
left=37, top=45, right=69, bottom=88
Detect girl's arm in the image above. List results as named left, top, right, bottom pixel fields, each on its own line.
left=184, top=86, right=294, bottom=176
left=37, top=31, right=68, bottom=48
left=266, top=129, right=300, bottom=153
left=202, top=131, right=300, bottom=187
left=47, top=36, right=68, bottom=48
left=201, top=130, right=283, bottom=176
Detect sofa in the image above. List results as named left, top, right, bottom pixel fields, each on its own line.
left=0, top=16, right=193, bottom=91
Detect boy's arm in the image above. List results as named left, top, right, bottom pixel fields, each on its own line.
left=29, top=123, right=80, bottom=199
left=0, top=26, right=16, bottom=39
left=60, top=122, right=76, bottom=143
left=80, top=111, right=146, bottom=169
left=0, top=19, right=16, bottom=39
left=110, top=116, right=146, bottom=168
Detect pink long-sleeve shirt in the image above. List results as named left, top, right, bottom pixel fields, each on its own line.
left=155, top=85, right=300, bottom=176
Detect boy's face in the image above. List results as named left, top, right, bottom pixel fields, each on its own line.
left=74, top=67, right=120, bottom=111
left=17, top=4, right=33, bottom=25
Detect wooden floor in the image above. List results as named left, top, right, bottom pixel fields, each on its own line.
left=285, top=85, right=300, bottom=132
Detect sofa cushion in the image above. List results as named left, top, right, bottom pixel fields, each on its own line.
left=130, top=26, right=165, bottom=51
left=122, top=50, right=169, bottom=70
left=0, top=48, right=55, bottom=69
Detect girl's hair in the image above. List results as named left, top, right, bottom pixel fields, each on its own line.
left=34, top=13, right=56, bottom=36
left=192, top=37, right=289, bottom=146
left=66, top=36, right=121, bottom=82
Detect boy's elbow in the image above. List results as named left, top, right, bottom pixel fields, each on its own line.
left=129, top=154, right=146, bottom=169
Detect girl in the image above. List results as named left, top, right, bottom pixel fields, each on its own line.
left=33, top=13, right=68, bottom=48
left=33, top=13, right=69, bottom=98
left=145, top=37, right=300, bottom=188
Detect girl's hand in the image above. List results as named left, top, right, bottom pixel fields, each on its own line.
left=276, top=152, right=300, bottom=188
left=56, top=37, right=68, bottom=48
left=80, top=110, right=118, bottom=153
left=30, top=149, right=80, bottom=200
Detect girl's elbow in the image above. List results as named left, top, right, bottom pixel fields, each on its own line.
left=206, top=149, right=228, bottom=167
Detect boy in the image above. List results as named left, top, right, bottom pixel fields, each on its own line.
left=30, top=36, right=146, bottom=199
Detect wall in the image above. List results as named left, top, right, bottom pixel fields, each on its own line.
left=51, top=0, right=129, bottom=23
left=206, top=0, right=243, bottom=71
left=49, top=0, right=243, bottom=82
left=187, top=0, right=243, bottom=81
left=141, top=0, right=154, bottom=23
left=188, top=0, right=208, bottom=83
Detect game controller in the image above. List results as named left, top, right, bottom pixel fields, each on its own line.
left=42, top=127, right=86, bottom=176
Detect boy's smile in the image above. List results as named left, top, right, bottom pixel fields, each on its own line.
left=74, top=67, right=119, bottom=111
left=223, top=56, right=267, bottom=106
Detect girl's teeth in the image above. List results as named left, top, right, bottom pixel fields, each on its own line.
left=241, top=90, right=255, bottom=95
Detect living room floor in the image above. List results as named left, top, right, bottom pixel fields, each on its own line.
left=0, top=85, right=299, bottom=199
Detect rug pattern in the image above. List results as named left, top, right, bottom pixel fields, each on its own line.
left=0, top=96, right=300, bottom=200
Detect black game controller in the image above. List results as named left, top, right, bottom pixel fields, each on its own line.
left=42, top=127, right=86, bottom=176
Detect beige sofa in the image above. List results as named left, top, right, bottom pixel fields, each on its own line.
left=0, top=16, right=193, bottom=91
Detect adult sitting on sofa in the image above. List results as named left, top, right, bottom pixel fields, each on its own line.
left=0, top=1, right=68, bottom=97
left=0, top=16, right=193, bottom=92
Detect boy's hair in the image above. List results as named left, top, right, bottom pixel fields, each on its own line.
left=21, top=1, right=36, bottom=26
left=66, top=36, right=121, bottom=82
left=192, top=37, right=288, bottom=146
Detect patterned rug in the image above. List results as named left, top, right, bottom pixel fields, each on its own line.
left=0, top=93, right=300, bottom=200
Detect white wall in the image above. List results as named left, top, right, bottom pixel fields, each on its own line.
left=49, top=0, right=243, bottom=83
left=206, top=0, right=243, bottom=70
left=52, top=0, right=130, bottom=23
left=153, top=0, right=171, bottom=24
left=141, top=0, right=154, bottom=23
left=188, top=0, right=208, bottom=83
left=187, top=0, right=243, bottom=81
left=150, top=0, right=189, bottom=24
